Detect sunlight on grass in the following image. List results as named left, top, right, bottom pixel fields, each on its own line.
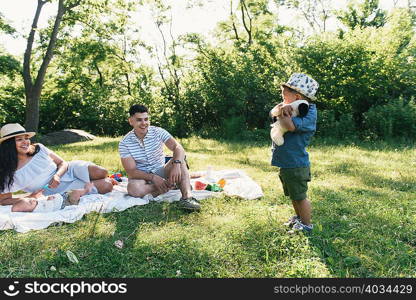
left=0, top=137, right=415, bottom=277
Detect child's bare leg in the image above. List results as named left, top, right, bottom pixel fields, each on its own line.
left=296, top=198, right=312, bottom=226
left=67, top=183, right=94, bottom=205
left=291, top=200, right=301, bottom=217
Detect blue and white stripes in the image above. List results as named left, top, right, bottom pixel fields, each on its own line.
left=118, top=126, right=172, bottom=173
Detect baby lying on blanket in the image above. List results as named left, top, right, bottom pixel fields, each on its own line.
left=11, top=182, right=94, bottom=213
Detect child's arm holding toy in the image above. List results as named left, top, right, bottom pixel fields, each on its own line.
left=277, top=104, right=295, bottom=132
left=279, top=114, right=295, bottom=132
left=270, top=103, right=284, bottom=117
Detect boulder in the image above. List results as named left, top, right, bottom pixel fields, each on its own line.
left=39, top=129, right=96, bottom=146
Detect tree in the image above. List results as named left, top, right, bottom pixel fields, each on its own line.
left=0, top=12, right=19, bottom=77
left=0, top=12, right=16, bottom=35
left=218, top=0, right=276, bottom=47
left=280, top=0, right=333, bottom=33
left=23, top=0, right=82, bottom=132
left=336, top=0, right=387, bottom=30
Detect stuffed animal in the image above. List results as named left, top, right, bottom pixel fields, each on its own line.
left=270, top=100, right=309, bottom=146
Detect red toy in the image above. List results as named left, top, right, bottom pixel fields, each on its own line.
left=110, top=172, right=123, bottom=182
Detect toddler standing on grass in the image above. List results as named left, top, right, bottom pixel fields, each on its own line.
left=270, top=73, right=318, bottom=233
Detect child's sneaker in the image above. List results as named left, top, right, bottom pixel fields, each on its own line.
left=291, top=220, right=313, bottom=233
left=284, top=215, right=300, bottom=227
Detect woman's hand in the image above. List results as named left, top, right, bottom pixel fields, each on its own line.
left=48, top=174, right=61, bottom=189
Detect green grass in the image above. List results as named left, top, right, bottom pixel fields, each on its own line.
left=0, top=137, right=415, bottom=278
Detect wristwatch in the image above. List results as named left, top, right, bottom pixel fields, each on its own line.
left=173, top=160, right=182, bottom=164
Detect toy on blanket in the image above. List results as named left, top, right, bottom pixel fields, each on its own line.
left=270, top=99, right=309, bottom=146
left=110, top=172, right=123, bottom=182
left=205, top=183, right=223, bottom=192
left=194, top=178, right=226, bottom=191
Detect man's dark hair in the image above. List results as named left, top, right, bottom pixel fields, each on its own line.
left=129, top=104, right=149, bottom=116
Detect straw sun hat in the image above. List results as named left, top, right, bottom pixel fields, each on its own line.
left=0, top=123, right=36, bottom=144
left=281, top=73, right=319, bottom=101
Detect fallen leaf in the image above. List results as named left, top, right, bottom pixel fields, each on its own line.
left=66, top=250, right=79, bottom=264
left=114, top=240, right=124, bottom=249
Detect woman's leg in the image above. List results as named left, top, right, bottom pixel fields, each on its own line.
left=88, top=164, right=108, bottom=180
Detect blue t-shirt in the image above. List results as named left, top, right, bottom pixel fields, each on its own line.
left=271, top=104, right=317, bottom=168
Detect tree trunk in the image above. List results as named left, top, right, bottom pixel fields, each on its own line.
left=23, top=0, right=80, bottom=132
left=23, top=0, right=45, bottom=132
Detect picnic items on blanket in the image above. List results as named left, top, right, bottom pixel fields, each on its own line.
left=205, top=183, right=223, bottom=192
left=192, top=168, right=226, bottom=192
left=205, top=166, right=216, bottom=183
left=217, top=178, right=226, bottom=188
left=0, top=169, right=263, bottom=232
left=110, top=172, right=123, bottom=182
left=194, top=181, right=208, bottom=190
left=194, top=179, right=226, bottom=192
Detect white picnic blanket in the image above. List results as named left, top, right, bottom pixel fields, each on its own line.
left=0, top=169, right=263, bottom=233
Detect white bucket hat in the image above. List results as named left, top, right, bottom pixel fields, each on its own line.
left=0, top=123, right=36, bottom=144
left=282, top=73, right=319, bottom=101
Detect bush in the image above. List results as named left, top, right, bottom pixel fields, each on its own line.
left=295, top=9, right=416, bottom=131
left=316, top=110, right=358, bottom=139
left=222, top=116, right=246, bottom=139
left=362, top=97, right=416, bottom=140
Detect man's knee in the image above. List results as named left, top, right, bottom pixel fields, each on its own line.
left=127, top=180, right=148, bottom=198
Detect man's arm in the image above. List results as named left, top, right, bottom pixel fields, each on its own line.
left=164, top=137, right=185, bottom=185
left=165, top=137, right=185, bottom=161
left=121, top=156, right=153, bottom=181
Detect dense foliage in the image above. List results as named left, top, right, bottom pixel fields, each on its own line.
left=0, top=0, right=415, bottom=140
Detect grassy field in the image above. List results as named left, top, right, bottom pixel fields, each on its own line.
left=0, top=136, right=415, bottom=278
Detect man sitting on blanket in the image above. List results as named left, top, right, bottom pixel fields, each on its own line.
left=118, top=104, right=201, bottom=212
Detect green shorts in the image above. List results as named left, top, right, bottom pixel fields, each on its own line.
left=279, top=167, right=311, bottom=201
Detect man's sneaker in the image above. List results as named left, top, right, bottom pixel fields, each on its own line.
left=177, top=197, right=201, bottom=212
left=291, top=220, right=313, bottom=233
left=284, top=215, right=301, bottom=227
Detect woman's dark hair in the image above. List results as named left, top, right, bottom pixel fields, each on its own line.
left=129, top=104, right=149, bottom=116
left=0, top=138, right=39, bottom=193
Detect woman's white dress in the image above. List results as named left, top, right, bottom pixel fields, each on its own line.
left=4, top=144, right=93, bottom=195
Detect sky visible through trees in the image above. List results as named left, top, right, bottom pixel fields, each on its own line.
left=0, top=0, right=407, bottom=57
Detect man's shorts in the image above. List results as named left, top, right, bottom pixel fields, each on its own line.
left=278, top=167, right=311, bottom=201
left=145, top=166, right=167, bottom=184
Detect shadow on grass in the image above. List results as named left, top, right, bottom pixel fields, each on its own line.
left=307, top=186, right=416, bottom=277
left=311, top=137, right=415, bottom=151
left=51, top=141, right=119, bottom=153
left=229, top=157, right=276, bottom=173
left=327, top=161, right=415, bottom=193
left=30, top=201, right=220, bottom=278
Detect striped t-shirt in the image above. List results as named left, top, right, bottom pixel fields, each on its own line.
left=118, top=126, right=172, bottom=173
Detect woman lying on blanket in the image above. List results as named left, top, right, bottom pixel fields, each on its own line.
left=10, top=182, right=93, bottom=213
left=0, top=123, right=114, bottom=207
